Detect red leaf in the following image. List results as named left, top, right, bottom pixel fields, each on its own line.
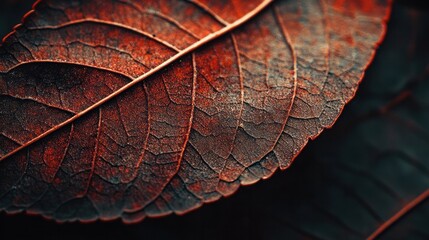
left=0, top=0, right=392, bottom=222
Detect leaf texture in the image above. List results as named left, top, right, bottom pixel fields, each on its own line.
left=0, top=0, right=391, bottom=222
left=223, top=6, right=429, bottom=238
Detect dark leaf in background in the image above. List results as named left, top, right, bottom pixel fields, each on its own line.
left=0, top=1, right=428, bottom=240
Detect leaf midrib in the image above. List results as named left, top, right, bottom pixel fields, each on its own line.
left=0, top=0, right=274, bottom=162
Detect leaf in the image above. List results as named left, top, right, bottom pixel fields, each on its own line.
left=0, top=0, right=391, bottom=222
left=234, top=4, right=429, bottom=238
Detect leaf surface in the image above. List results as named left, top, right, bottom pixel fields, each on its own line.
left=0, top=0, right=391, bottom=222
left=233, top=5, right=429, bottom=238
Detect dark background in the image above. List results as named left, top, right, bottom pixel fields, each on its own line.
left=0, top=1, right=428, bottom=240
